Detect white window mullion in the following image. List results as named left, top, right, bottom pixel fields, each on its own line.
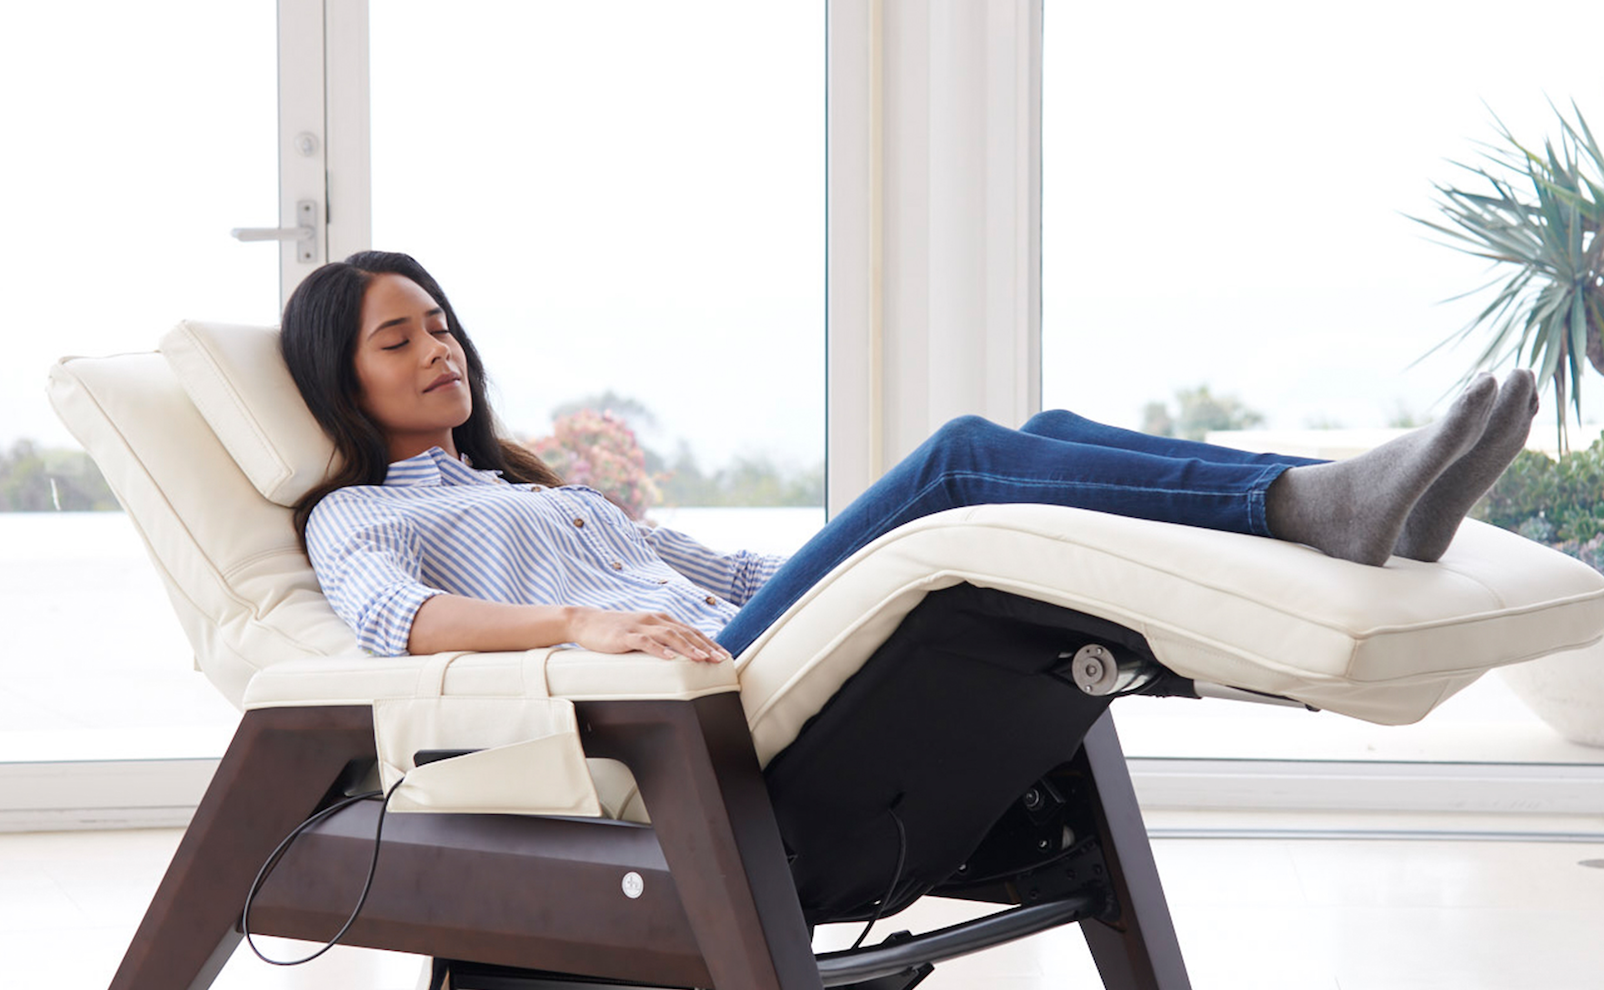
left=277, top=0, right=369, bottom=307
left=826, top=0, right=1042, bottom=517
left=324, top=0, right=371, bottom=264
left=277, top=0, right=329, bottom=305
left=826, top=0, right=881, bottom=518
left=984, top=0, right=1042, bottom=435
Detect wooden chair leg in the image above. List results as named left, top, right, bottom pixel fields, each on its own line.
left=422, top=958, right=451, bottom=990
left=580, top=693, right=824, bottom=990
left=109, top=706, right=376, bottom=990
left=1077, top=712, right=1192, bottom=990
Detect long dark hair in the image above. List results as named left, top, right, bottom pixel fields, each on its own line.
left=280, top=250, right=563, bottom=544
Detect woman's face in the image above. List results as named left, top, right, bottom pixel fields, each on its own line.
left=352, top=273, right=473, bottom=462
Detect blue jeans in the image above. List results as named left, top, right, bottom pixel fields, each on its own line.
left=715, top=411, right=1324, bottom=654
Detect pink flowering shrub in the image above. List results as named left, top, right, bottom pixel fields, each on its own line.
left=526, top=409, right=662, bottom=520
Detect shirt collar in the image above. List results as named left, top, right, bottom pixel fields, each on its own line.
left=383, top=446, right=505, bottom=488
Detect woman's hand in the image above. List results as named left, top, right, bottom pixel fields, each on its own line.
left=567, top=607, right=732, bottom=664
left=406, top=595, right=733, bottom=661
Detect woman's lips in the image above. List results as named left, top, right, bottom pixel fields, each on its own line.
left=423, top=372, right=461, bottom=393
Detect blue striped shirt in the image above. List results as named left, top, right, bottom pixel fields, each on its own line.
left=306, top=446, right=789, bottom=656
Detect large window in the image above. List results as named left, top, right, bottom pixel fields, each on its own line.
left=370, top=0, right=826, bottom=554
left=1, top=2, right=279, bottom=763
left=1042, top=1, right=1604, bottom=766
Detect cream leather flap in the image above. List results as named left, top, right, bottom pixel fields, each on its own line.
left=372, top=651, right=603, bottom=817
left=374, top=698, right=601, bottom=816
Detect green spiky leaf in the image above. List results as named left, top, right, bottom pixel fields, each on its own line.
left=1413, top=103, right=1604, bottom=451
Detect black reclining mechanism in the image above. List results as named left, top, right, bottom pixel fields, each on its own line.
left=113, top=584, right=1211, bottom=990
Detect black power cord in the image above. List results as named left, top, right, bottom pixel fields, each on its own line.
left=241, top=774, right=407, bottom=966
left=849, top=804, right=908, bottom=951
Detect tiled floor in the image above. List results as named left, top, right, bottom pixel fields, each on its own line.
left=2, top=823, right=1600, bottom=990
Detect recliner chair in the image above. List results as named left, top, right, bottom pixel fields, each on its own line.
left=49, top=321, right=1604, bottom=990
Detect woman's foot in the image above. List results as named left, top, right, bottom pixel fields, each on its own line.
left=1393, top=370, right=1539, bottom=561
left=1265, top=375, right=1497, bottom=565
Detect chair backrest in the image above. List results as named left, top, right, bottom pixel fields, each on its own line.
left=48, top=322, right=360, bottom=707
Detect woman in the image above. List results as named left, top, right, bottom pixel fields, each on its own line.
left=281, top=251, right=1538, bottom=663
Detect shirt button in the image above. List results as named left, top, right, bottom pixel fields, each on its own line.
left=658, top=579, right=669, bottom=585
left=704, top=595, right=718, bottom=605
left=572, top=518, right=585, bottom=528
left=610, top=561, right=624, bottom=571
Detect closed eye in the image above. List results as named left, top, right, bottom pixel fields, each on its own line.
left=379, top=329, right=447, bottom=350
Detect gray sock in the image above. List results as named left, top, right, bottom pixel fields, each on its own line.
left=1265, top=375, right=1497, bottom=566
left=1394, top=369, right=1538, bottom=562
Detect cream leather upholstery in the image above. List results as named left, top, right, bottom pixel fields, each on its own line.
left=245, top=647, right=740, bottom=709
left=49, top=347, right=355, bottom=700
left=48, top=321, right=1604, bottom=819
left=734, top=504, right=1604, bottom=762
left=159, top=321, right=337, bottom=506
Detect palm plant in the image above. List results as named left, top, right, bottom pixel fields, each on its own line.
left=1415, top=102, right=1604, bottom=451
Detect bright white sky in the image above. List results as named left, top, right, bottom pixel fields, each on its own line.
left=4, top=1, right=1603, bottom=467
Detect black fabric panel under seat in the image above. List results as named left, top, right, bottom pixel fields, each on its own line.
left=762, top=583, right=1140, bottom=926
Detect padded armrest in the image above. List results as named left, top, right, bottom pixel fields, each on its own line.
left=243, top=646, right=740, bottom=709
left=244, top=648, right=737, bottom=823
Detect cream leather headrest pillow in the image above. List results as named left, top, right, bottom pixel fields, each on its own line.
left=160, top=321, right=339, bottom=506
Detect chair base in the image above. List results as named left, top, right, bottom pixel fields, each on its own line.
left=109, top=590, right=1191, bottom=990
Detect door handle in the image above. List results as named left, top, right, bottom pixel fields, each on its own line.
left=231, top=199, right=320, bottom=263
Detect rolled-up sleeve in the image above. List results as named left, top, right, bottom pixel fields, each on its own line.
left=637, top=523, right=788, bottom=606
left=307, top=495, right=446, bottom=656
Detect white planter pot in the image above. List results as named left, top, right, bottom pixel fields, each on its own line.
left=1499, top=642, right=1604, bottom=748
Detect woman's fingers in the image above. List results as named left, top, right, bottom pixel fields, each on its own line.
left=665, top=618, right=731, bottom=663
left=571, top=608, right=734, bottom=663
left=650, top=621, right=731, bottom=664
left=607, top=611, right=730, bottom=664
left=639, top=632, right=685, bottom=661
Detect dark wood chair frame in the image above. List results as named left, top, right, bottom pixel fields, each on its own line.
left=108, top=590, right=1195, bottom=990
left=109, top=703, right=1187, bottom=990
